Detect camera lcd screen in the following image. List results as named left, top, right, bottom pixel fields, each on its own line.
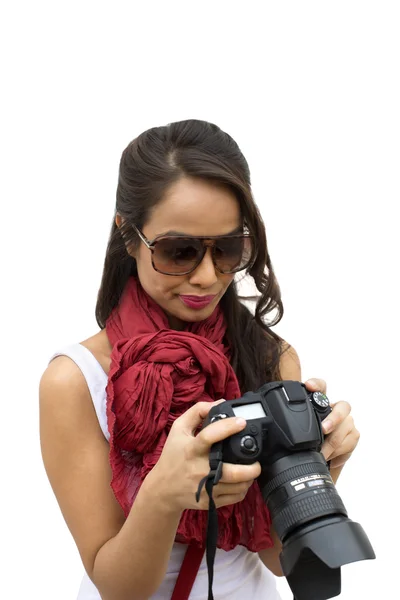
left=232, top=402, right=266, bottom=420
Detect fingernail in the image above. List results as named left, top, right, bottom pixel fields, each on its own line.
left=235, top=418, right=247, bottom=427
left=307, top=379, right=318, bottom=387
left=323, top=420, right=333, bottom=434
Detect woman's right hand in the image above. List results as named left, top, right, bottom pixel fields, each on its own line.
left=144, top=400, right=261, bottom=513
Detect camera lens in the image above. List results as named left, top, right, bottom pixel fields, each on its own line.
left=260, top=451, right=347, bottom=541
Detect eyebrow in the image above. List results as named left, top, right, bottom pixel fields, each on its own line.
left=157, top=226, right=243, bottom=237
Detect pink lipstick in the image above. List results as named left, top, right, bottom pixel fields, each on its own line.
left=179, top=295, right=216, bottom=309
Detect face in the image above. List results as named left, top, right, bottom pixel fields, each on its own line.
left=124, top=177, right=242, bottom=329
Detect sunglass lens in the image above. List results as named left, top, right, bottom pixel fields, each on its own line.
left=214, top=236, right=253, bottom=273
left=153, top=238, right=203, bottom=274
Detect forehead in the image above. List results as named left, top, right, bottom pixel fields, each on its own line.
left=144, top=177, right=241, bottom=237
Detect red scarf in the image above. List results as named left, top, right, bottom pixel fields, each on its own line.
left=105, top=277, right=272, bottom=551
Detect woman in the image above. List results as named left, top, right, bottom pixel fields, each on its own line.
left=39, top=119, right=359, bottom=600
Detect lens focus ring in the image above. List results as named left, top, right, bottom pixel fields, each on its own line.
left=273, top=488, right=347, bottom=539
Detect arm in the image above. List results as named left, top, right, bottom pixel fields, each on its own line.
left=40, top=357, right=183, bottom=600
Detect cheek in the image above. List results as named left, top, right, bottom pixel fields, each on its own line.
left=220, top=274, right=235, bottom=290
left=134, top=249, right=152, bottom=286
left=135, top=249, right=182, bottom=298
left=218, top=275, right=235, bottom=301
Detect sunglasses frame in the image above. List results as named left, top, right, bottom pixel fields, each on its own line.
left=132, top=224, right=255, bottom=276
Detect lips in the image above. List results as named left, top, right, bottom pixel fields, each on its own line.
left=179, top=295, right=216, bottom=310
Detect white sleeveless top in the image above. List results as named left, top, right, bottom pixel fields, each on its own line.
left=51, top=344, right=281, bottom=600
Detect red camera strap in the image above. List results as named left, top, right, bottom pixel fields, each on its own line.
left=171, top=544, right=205, bottom=600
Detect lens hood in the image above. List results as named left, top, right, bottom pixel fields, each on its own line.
left=280, top=516, right=376, bottom=600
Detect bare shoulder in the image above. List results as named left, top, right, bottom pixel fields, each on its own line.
left=39, top=328, right=111, bottom=426
left=39, top=331, right=125, bottom=578
left=39, top=350, right=101, bottom=433
left=279, top=340, right=302, bottom=380
left=39, top=331, right=112, bottom=446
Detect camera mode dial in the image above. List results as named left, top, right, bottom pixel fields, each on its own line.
left=310, top=392, right=330, bottom=411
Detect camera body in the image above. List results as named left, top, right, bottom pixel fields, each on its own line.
left=203, top=380, right=331, bottom=467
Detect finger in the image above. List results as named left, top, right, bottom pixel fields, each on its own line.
left=330, top=452, right=353, bottom=469
left=304, top=378, right=327, bottom=394
left=215, top=493, right=248, bottom=508
left=214, top=480, right=254, bottom=497
left=321, top=416, right=355, bottom=460
left=322, top=400, right=351, bottom=434
left=219, top=462, right=261, bottom=484
left=327, top=428, right=360, bottom=461
left=195, top=416, right=247, bottom=453
left=174, top=399, right=226, bottom=434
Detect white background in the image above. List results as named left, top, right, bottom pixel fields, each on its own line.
left=1, top=1, right=398, bottom=599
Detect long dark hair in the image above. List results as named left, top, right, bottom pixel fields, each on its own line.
left=96, top=119, right=286, bottom=391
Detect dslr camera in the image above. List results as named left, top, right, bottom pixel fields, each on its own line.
left=202, top=380, right=375, bottom=600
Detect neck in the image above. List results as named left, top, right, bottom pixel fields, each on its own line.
left=166, top=313, right=186, bottom=330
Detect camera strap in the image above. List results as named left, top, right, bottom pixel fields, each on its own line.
left=170, top=543, right=205, bottom=600
left=194, top=442, right=224, bottom=600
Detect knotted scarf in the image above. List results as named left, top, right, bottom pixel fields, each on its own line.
left=105, top=277, right=272, bottom=551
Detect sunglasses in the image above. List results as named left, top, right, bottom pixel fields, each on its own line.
left=132, top=225, right=254, bottom=276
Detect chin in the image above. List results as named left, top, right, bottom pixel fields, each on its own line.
left=181, top=305, right=217, bottom=322
left=183, top=311, right=211, bottom=323
left=167, top=304, right=217, bottom=328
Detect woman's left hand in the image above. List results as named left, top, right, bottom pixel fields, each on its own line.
left=304, top=378, right=360, bottom=470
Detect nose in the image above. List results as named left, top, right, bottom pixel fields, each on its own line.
left=188, top=248, right=218, bottom=287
